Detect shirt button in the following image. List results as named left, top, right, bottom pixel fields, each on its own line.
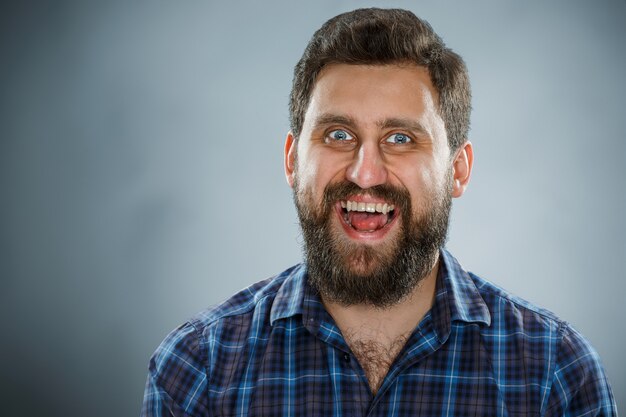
left=343, top=353, right=350, bottom=363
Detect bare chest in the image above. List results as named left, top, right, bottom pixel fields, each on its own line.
left=345, top=333, right=409, bottom=394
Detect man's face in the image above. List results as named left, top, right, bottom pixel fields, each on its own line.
left=285, top=63, right=470, bottom=307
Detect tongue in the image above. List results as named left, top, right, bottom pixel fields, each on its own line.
left=348, top=212, right=389, bottom=232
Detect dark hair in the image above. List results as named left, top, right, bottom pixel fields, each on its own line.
left=289, top=8, right=471, bottom=151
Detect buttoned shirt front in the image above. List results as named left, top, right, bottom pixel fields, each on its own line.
left=141, top=250, right=616, bottom=416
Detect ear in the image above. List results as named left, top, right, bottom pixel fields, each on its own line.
left=451, top=141, right=473, bottom=198
left=284, top=131, right=297, bottom=188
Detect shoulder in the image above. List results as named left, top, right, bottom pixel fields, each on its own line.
left=157, top=262, right=302, bottom=343
left=150, top=263, right=303, bottom=374
left=466, top=272, right=616, bottom=414
left=468, top=272, right=564, bottom=327
left=546, top=324, right=617, bottom=414
left=468, top=270, right=594, bottom=356
left=190, top=264, right=300, bottom=331
left=469, top=271, right=564, bottom=334
left=143, top=265, right=304, bottom=415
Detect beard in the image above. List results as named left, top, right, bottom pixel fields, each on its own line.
left=293, top=174, right=452, bottom=308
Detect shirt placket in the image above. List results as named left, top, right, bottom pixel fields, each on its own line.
left=365, top=313, right=445, bottom=417
left=304, top=314, right=371, bottom=417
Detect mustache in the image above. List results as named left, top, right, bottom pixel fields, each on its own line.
left=322, top=182, right=411, bottom=212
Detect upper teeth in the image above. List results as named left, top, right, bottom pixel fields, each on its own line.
left=340, top=201, right=395, bottom=214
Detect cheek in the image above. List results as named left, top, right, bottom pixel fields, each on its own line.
left=412, top=150, right=451, bottom=186
left=297, top=149, right=346, bottom=190
left=294, top=159, right=321, bottom=191
left=293, top=163, right=327, bottom=210
left=391, top=157, right=434, bottom=188
left=393, top=163, right=449, bottom=209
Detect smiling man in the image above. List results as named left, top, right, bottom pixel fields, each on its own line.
left=141, top=8, right=616, bottom=416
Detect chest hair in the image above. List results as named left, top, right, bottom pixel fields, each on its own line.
left=345, top=332, right=409, bottom=395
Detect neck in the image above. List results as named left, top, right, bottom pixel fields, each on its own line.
left=322, top=257, right=440, bottom=394
left=323, top=257, right=439, bottom=340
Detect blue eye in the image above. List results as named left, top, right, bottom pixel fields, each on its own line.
left=385, top=133, right=411, bottom=144
left=327, top=129, right=353, bottom=142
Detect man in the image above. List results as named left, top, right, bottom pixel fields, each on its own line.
left=141, top=8, right=616, bottom=416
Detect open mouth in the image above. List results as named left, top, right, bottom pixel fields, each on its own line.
left=339, top=200, right=397, bottom=233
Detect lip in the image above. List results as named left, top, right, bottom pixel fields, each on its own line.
left=334, top=201, right=399, bottom=241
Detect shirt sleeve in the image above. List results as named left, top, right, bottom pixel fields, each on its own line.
left=544, top=324, right=617, bottom=416
left=140, top=322, right=209, bottom=417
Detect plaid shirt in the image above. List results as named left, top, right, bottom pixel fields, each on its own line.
left=141, top=250, right=616, bottom=416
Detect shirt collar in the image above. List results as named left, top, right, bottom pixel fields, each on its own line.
left=430, top=249, right=491, bottom=342
left=269, top=264, right=307, bottom=325
left=269, top=249, right=491, bottom=335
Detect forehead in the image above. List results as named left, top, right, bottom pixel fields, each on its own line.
left=304, top=63, right=441, bottom=129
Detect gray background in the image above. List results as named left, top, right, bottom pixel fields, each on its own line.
left=1, top=1, right=624, bottom=416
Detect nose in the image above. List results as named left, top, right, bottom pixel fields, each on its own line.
left=345, top=142, right=388, bottom=189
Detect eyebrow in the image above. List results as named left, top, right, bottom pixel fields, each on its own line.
left=312, top=113, right=357, bottom=129
left=312, top=113, right=430, bottom=137
left=378, top=117, right=430, bottom=136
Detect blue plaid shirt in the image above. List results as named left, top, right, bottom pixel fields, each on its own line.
left=141, top=250, right=616, bottom=416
